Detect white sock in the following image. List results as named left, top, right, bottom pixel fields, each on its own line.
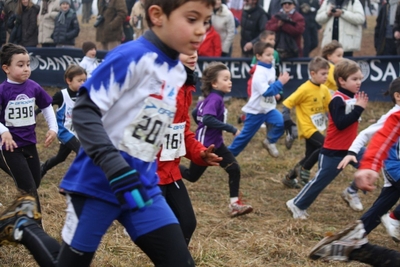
left=230, top=197, right=239, bottom=204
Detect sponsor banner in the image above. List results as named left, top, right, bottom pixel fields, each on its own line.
left=1, top=48, right=398, bottom=101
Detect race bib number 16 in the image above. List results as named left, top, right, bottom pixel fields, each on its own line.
left=119, top=96, right=176, bottom=162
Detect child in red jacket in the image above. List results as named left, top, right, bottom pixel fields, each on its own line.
left=198, top=23, right=222, bottom=57
left=157, top=51, right=221, bottom=245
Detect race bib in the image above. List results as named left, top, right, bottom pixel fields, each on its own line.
left=310, top=113, right=327, bottom=132
left=260, top=96, right=276, bottom=109
left=159, top=122, right=186, bottom=161
left=4, top=98, right=35, bottom=127
left=345, top=99, right=356, bottom=115
left=119, top=96, right=176, bottom=162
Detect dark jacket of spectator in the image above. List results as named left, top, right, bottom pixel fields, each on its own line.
left=52, top=6, right=80, bottom=45
left=240, top=2, right=269, bottom=56
left=19, top=3, right=40, bottom=47
left=96, top=0, right=127, bottom=43
left=298, top=0, right=320, bottom=56
left=375, top=2, right=398, bottom=55
left=266, top=5, right=305, bottom=57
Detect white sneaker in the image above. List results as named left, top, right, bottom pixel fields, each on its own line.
left=286, top=198, right=308, bottom=220
left=381, top=213, right=400, bottom=242
left=262, top=139, right=279, bottom=158
left=341, top=189, right=363, bottom=211
left=309, top=220, right=368, bottom=261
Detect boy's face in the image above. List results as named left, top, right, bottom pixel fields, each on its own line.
left=256, top=47, right=274, bottom=64
left=338, top=70, right=363, bottom=94
left=179, top=51, right=198, bottom=70
left=327, top=48, right=344, bottom=65
left=86, top=48, right=97, bottom=58
left=151, top=2, right=212, bottom=56
left=310, top=68, right=329, bottom=85
left=261, top=35, right=275, bottom=47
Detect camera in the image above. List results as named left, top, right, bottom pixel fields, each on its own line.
left=94, top=15, right=105, bottom=28
left=331, top=8, right=337, bottom=13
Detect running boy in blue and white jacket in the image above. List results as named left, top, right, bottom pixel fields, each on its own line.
left=0, top=1, right=214, bottom=266
left=228, top=42, right=289, bottom=158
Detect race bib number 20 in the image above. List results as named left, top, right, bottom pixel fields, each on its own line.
left=119, top=96, right=176, bottom=162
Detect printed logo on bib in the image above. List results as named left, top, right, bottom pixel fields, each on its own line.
left=260, top=96, right=276, bottom=109
left=5, top=95, right=35, bottom=127
left=119, top=96, right=176, bottom=162
left=310, top=113, right=327, bottom=132
left=160, top=122, right=186, bottom=161
left=64, top=107, right=75, bottom=134
left=345, top=98, right=362, bottom=122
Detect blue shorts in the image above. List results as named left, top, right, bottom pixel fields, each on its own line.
left=61, top=194, right=178, bottom=252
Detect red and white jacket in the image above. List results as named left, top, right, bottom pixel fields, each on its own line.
left=157, top=84, right=208, bottom=185
left=359, top=111, right=400, bottom=172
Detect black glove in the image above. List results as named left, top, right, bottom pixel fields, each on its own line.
left=284, top=119, right=296, bottom=134
left=108, top=168, right=153, bottom=211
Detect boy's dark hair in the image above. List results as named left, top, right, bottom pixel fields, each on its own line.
left=82, top=41, right=97, bottom=55
left=0, top=43, right=28, bottom=67
left=321, top=40, right=343, bottom=60
left=201, top=61, right=228, bottom=97
left=253, top=42, right=274, bottom=56
left=145, top=0, right=216, bottom=28
left=259, top=30, right=275, bottom=40
left=64, top=65, right=87, bottom=82
left=308, top=56, right=330, bottom=73
left=384, top=77, right=400, bottom=104
left=334, top=59, right=361, bottom=87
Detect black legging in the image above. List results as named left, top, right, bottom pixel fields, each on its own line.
left=159, top=179, right=197, bottom=245
left=349, top=243, right=400, bottom=266
left=180, top=143, right=241, bottom=198
left=0, top=144, right=42, bottom=211
left=300, top=131, right=325, bottom=171
left=42, top=137, right=80, bottom=175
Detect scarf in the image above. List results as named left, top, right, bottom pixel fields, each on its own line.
left=390, top=0, right=398, bottom=26
left=58, top=10, right=67, bottom=24
left=41, top=0, right=49, bottom=15
left=184, top=65, right=197, bottom=85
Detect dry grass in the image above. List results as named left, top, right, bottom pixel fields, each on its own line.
left=0, top=14, right=389, bottom=267
left=0, top=91, right=396, bottom=266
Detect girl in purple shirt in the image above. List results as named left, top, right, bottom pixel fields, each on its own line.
left=0, top=44, right=57, bottom=212
left=180, top=62, right=253, bottom=217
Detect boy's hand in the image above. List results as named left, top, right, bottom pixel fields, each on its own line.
left=337, top=155, right=357, bottom=169
left=200, top=145, right=222, bottom=166
left=44, top=130, right=57, bottom=147
left=1, top=131, right=17, bottom=152
left=278, top=72, right=290, bottom=85
left=243, top=42, right=253, bottom=52
left=355, top=91, right=368, bottom=109
left=354, top=169, right=379, bottom=192
left=275, top=94, right=281, bottom=101
left=234, top=129, right=241, bottom=136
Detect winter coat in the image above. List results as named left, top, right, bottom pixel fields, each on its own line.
left=96, top=0, right=127, bottom=43
left=198, top=26, right=222, bottom=57
left=3, top=0, right=18, bottom=32
left=266, top=10, right=305, bottom=57
left=298, top=0, right=321, bottom=30
left=374, top=3, right=390, bottom=55
left=212, top=4, right=235, bottom=54
left=129, top=0, right=147, bottom=39
left=20, top=4, right=39, bottom=47
left=38, top=0, right=60, bottom=44
left=240, top=5, right=269, bottom=54
left=52, top=9, right=80, bottom=45
left=316, top=0, right=365, bottom=52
